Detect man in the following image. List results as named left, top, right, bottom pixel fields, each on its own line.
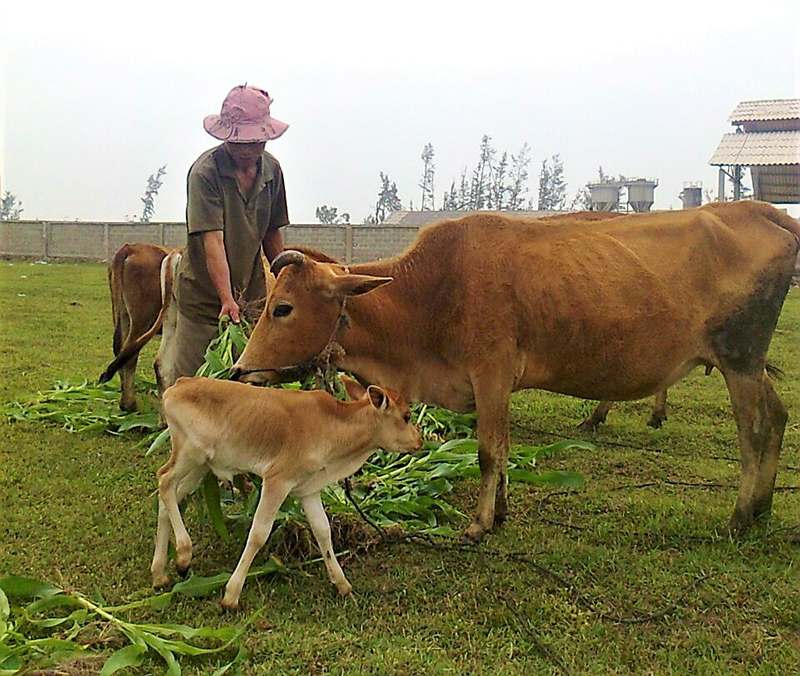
left=171, top=85, right=289, bottom=381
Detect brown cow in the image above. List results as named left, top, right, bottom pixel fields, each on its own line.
left=100, top=243, right=340, bottom=412
left=230, top=201, right=800, bottom=539
left=100, top=244, right=178, bottom=411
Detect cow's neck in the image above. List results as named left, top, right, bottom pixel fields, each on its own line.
left=335, top=257, right=476, bottom=413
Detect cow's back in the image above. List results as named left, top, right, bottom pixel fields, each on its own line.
left=408, top=202, right=797, bottom=400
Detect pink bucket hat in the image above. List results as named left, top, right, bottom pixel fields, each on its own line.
left=203, top=85, right=289, bottom=143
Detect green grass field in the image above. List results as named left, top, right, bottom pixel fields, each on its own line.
left=1, top=259, right=798, bottom=675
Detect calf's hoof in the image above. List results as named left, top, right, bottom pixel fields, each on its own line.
left=646, top=414, right=666, bottom=429
left=336, top=581, right=353, bottom=597
left=220, top=596, right=239, bottom=612
left=463, top=521, right=490, bottom=542
left=176, top=564, right=191, bottom=578
left=120, top=400, right=138, bottom=413
left=152, top=572, right=171, bottom=589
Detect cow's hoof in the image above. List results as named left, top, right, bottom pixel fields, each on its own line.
left=646, top=415, right=666, bottom=429
left=176, top=564, right=190, bottom=578
left=120, top=401, right=138, bottom=413
left=337, top=581, right=353, bottom=597
left=726, top=511, right=754, bottom=536
left=577, top=419, right=601, bottom=432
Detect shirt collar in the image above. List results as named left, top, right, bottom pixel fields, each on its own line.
left=215, top=144, right=274, bottom=184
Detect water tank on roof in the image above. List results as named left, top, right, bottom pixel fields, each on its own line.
left=588, top=183, right=621, bottom=212
left=679, top=183, right=702, bottom=209
left=626, top=179, right=658, bottom=213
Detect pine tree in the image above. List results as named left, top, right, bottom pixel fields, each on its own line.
left=506, top=143, right=531, bottom=211
left=0, top=191, right=24, bottom=220
left=490, top=152, right=509, bottom=210
left=371, top=172, right=403, bottom=223
left=316, top=205, right=350, bottom=224
left=419, top=143, right=436, bottom=211
left=140, top=165, right=167, bottom=223
left=537, top=155, right=567, bottom=211
left=469, top=135, right=495, bottom=210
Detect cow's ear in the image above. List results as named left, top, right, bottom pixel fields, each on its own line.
left=330, top=274, right=393, bottom=297
left=367, top=385, right=389, bottom=410
left=341, top=375, right=366, bottom=401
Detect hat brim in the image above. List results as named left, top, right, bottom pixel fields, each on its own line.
left=203, top=114, right=289, bottom=142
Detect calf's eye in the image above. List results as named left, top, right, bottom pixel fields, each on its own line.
left=273, top=303, right=293, bottom=318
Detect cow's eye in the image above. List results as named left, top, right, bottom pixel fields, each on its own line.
left=273, top=303, right=293, bottom=318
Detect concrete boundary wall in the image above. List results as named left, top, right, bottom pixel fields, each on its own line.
left=0, top=221, right=423, bottom=264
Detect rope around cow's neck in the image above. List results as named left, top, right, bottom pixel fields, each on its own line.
left=233, top=297, right=349, bottom=395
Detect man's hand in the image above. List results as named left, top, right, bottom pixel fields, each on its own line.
left=219, top=297, right=241, bottom=323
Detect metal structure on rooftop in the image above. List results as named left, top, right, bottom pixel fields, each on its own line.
left=626, top=179, right=658, bottom=213
left=587, top=181, right=622, bottom=212
left=680, top=182, right=703, bottom=209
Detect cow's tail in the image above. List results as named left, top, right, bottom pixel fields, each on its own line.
left=108, top=245, right=131, bottom=356
left=99, top=250, right=182, bottom=383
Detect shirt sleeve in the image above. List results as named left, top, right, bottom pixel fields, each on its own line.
left=187, top=169, right=224, bottom=234
left=268, top=161, right=290, bottom=231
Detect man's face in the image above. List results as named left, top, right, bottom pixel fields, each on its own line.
left=225, top=141, right=266, bottom=169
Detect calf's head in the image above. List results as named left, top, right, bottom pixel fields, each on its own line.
left=342, top=376, right=423, bottom=454
left=231, top=251, right=392, bottom=384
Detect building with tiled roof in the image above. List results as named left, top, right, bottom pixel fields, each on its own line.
left=709, top=99, right=800, bottom=204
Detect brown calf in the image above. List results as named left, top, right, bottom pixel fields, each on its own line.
left=151, top=376, right=423, bottom=609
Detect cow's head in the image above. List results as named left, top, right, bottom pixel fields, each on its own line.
left=231, top=250, right=392, bottom=384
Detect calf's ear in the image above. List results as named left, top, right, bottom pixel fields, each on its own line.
left=330, top=274, right=393, bottom=298
left=367, top=385, right=389, bottom=410
left=341, top=375, right=367, bottom=401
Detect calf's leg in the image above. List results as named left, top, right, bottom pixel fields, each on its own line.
left=222, top=479, right=290, bottom=610
left=301, top=493, right=352, bottom=596
left=151, top=464, right=208, bottom=587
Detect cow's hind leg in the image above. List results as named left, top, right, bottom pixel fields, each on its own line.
left=119, top=353, right=139, bottom=412
left=578, top=401, right=614, bottom=431
left=646, top=389, right=668, bottom=429
left=723, top=370, right=786, bottom=533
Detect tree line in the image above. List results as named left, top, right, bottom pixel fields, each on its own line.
left=317, top=136, right=575, bottom=224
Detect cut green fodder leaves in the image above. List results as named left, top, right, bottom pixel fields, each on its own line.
left=0, top=565, right=304, bottom=676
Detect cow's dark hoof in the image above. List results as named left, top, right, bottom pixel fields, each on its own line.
left=646, top=414, right=666, bottom=429
left=176, top=564, right=190, bottom=578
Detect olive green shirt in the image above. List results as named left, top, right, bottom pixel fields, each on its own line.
left=176, top=144, right=289, bottom=323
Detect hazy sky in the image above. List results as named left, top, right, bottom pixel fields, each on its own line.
left=2, top=1, right=799, bottom=223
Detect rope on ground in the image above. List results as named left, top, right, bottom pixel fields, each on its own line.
left=513, top=423, right=800, bottom=472
left=342, top=479, right=716, bottom=628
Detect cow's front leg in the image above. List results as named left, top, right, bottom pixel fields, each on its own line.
left=465, top=380, right=511, bottom=541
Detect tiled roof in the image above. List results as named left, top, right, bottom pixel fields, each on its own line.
left=729, top=99, right=800, bottom=123
left=708, top=131, right=800, bottom=166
